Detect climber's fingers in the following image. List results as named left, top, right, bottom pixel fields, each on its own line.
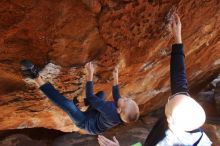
left=174, top=13, right=181, bottom=25
left=171, top=15, right=176, bottom=28
left=98, top=135, right=119, bottom=146
left=76, top=102, right=85, bottom=109
left=98, top=135, right=110, bottom=146
left=113, top=136, right=119, bottom=145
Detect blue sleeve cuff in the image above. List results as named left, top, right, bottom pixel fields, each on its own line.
left=113, top=85, right=119, bottom=89
left=86, top=81, right=93, bottom=85
left=172, top=44, right=184, bottom=55
left=39, top=82, right=52, bottom=92
left=112, top=85, right=121, bottom=102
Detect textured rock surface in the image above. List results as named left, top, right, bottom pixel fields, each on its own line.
left=0, top=0, right=220, bottom=135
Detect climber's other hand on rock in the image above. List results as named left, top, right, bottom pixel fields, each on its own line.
left=98, top=135, right=120, bottom=146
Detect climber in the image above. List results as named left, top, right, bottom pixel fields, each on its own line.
left=97, top=14, right=212, bottom=146
left=20, top=60, right=140, bottom=135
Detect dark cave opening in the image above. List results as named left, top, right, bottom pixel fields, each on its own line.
left=0, top=127, right=67, bottom=145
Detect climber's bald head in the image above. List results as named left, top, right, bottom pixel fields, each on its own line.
left=165, top=94, right=206, bottom=132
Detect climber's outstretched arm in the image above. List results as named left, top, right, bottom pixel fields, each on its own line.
left=170, top=14, right=189, bottom=95
left=112, top=66, right=121, bottom=102
left=84, top=62, right=107, bottom=112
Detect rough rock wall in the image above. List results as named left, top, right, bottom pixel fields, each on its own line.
left=0, top=0, right=219, bottom=132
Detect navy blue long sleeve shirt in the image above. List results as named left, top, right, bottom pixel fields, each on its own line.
left=170, top=44, right=189, bottom=95
left=112, top=85, right=121, bottom=102
left=83, top=81, right=122, bottom=135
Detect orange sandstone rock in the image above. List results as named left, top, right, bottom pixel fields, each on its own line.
left=0, top=0, right=219, bottom=136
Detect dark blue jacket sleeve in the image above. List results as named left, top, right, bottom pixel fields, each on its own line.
left=85, top=81, right=107, bottom=113
left=170, top=44, right=189, bottom=95
left=112, top=85, right=121, bottom=103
